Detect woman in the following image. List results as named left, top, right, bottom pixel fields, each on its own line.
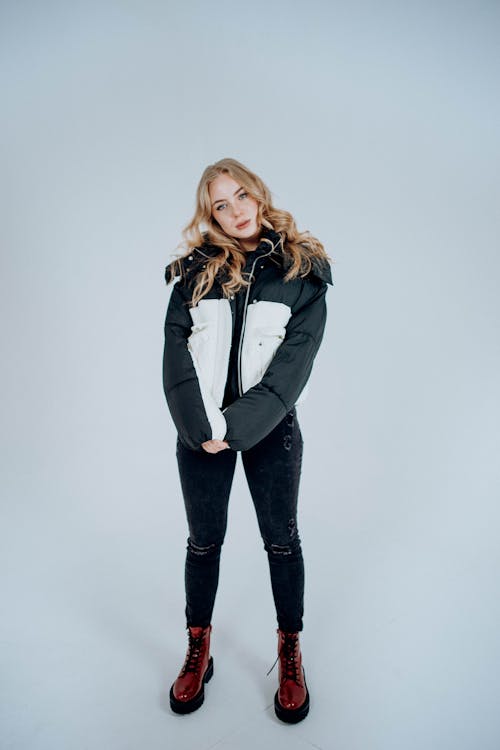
left=162, top=157, right=332, bottom=723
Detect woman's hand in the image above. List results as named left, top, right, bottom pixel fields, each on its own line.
left=201, top=439, right=230, bottom=454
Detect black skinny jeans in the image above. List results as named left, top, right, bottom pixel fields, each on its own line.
left=175, top=407, right=305, bottom=632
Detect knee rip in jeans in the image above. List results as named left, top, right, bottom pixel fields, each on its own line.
left=268, top=542, right=293, bottom=556
left=264, top=526, right=301, bottom=557
left=186, top=538, right=220, bottom=556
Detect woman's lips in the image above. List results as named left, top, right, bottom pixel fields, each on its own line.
left=236, top=219, right=250, bottom=229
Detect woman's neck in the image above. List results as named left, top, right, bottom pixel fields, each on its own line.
left=239, top=238, right=259, bottom=252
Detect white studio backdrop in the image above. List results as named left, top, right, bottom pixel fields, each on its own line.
left=1, top=2, right=499, bottom=749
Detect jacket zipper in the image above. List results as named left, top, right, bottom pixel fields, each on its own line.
left=236, top=238, right=280, bottom=397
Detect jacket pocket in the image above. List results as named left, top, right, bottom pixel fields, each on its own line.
left=256, top=326, right=286, bottom=378
left=241, top=301, right=292, bottom=392
left=187, top=299, right=232, bottom=407
left=187, top=323, right=211, bottom=381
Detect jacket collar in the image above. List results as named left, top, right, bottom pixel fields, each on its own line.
left=166, top=226, right=332, bottom=286
left=198, top=225, right=282, bottom=257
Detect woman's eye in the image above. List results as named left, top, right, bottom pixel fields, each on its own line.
left=215, top=193, right=247, bottom=211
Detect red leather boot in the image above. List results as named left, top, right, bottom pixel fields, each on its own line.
left=169, top=625, right=213, bottom=714
left=274, top=629, right=310, bottom=723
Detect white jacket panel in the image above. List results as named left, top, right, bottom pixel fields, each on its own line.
left=186, top=298, right=232, bottom=439
left=241, top=300, right=292, bottom=392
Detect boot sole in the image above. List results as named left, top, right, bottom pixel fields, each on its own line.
left=169, top=656, right=214, bottom=715
left=274, top=672, right=310, bottom=724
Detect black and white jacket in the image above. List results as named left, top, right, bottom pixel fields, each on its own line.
left=162, top=227, right=333, bottom=452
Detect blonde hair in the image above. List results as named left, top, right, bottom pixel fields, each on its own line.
left=167, top=157, right=332, bottom=306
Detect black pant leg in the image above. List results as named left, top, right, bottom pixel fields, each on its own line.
left=176, top=437, right=237, bottom=627
left=241, top=407, right=305, bottom=632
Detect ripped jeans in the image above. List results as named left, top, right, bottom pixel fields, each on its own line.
left=175, top=407, right=305, bottom=632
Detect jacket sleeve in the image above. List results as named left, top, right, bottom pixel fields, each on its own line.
left=163, top=281, right=227, bottom=450
left=221, top=277, right=328, bottom=451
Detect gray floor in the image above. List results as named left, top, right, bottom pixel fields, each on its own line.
left=2, top=414, right=499, bottom=750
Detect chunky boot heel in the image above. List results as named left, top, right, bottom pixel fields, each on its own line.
left=273, top=629, right=310, bottom=724
left=170, top=625, right=213, bottom=715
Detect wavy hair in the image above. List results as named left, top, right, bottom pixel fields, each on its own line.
left=167, top=157, right=332, bottom=306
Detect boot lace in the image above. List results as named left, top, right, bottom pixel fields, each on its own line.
left=266, top=632, right=301, bottom=685
left=181, top=631, right=205, bottom=675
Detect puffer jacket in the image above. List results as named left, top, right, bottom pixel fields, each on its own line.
left=162, top=226, right=333, bottom=452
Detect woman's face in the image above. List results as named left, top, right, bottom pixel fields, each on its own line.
left=209, top=173, right=260, bottom=244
